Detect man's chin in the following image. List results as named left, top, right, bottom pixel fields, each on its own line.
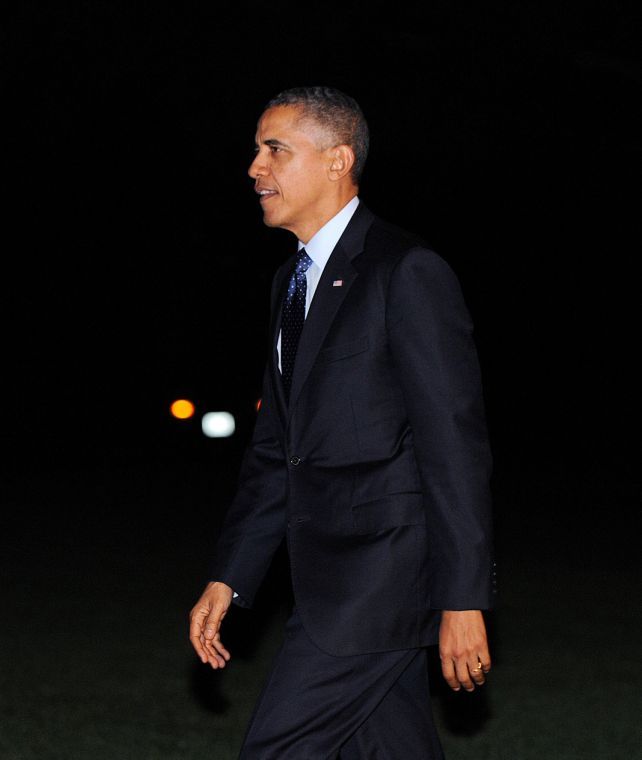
left=261, top=210, right=283, bottom=229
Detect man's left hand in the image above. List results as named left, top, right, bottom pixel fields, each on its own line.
left=439, top=609, right=491, bottom=692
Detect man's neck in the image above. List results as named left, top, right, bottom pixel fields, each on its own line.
left=294, top=191, right=359, bottom=244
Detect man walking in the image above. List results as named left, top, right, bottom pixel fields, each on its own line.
left=190, top=86, right=495, bottom=758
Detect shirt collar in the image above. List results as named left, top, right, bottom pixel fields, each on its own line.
left=297, top=196, right=360, bottom=270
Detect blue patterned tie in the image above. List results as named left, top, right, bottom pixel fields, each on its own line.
left=281, top=248, right=313, bottom=402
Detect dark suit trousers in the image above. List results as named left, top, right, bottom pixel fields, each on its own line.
left=239, top=608, right=445, bottom=759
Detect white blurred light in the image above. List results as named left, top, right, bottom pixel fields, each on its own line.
left=201, top=411, right=235, bottom=438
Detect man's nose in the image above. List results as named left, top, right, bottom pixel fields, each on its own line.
left=248, top=152, right=267, bottom=179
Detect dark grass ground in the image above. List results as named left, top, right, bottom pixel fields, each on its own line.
left=1, top=449, right=639, bottom=760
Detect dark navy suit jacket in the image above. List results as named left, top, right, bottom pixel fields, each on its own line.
left=212, top=202, right=495, bottom=656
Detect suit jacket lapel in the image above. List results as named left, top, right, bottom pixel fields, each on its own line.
left=287, top=202, right=375, bottom=417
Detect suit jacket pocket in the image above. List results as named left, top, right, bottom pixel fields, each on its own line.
left=318, top=335, right=369, bottom=363
left=351, top=492, right=425, bottom=534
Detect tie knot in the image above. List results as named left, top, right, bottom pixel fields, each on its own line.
left=295, top=248, right=313, bottom=275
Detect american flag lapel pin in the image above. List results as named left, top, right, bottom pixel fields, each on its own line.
left=333, top=279, right=343, bottom=287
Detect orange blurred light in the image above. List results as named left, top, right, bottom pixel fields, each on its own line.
left=170, top=399, right=195, bottom=419
left=255, top=398, right=262, bottom=412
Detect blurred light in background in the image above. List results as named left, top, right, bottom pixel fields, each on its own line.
left=255, top=398, right=262, bottom=412
left=202, top=411, right=235, bottom=438
left=170, top=399, right=195, bottom=419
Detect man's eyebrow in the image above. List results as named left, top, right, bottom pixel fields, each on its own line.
left=256, top=138, right=290, bottom=149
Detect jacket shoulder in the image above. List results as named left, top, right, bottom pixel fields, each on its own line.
left=361, top=216, right=452, bottom=273
left=366, top=217, right=428, bottom=256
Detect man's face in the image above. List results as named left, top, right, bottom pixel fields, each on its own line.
left=248, top=105, right=335, bottom=241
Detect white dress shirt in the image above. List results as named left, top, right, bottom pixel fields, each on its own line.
left=277, top=196, right=360, bottom=371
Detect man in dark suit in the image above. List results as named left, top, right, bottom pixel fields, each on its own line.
left=190, top=87, right=495, bottom=758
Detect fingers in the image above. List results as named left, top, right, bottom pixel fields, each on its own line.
left=201, top=609, right=231, bottom=668
left=200, top=632, right=229, bottom=669
left=189, top=607, right=210, bottom=664
left=440, top=656, right=462, bottom=692
left=468, top=658, right=486, bottom=687
left=441, top=653, right=487, bottom=692
left=478, top=646, right=492, bottom=674
left=439, top=610, right=492, bottom=693
left=468, top=644, right=491, bottom=687
left=189, top=588, right=232, bottom=669
left=454, top=656, right=476, bottom=692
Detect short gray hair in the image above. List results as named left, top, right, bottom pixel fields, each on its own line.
left=265, top=86, right=369, bottom=183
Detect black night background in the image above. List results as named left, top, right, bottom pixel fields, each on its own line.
left=2, top=2, right=640, bottom=757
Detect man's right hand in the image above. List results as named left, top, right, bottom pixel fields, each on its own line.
left=189, top=581, right=234, bottom=669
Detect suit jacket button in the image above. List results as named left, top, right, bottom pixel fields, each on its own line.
left=289, top=455, right=301, bottom=466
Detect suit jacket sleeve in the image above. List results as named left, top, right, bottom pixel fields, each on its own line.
left=210, top=274, right=289, bottom=608
left=386, top=247, right=494, bottom=610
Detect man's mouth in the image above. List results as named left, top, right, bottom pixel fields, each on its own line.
left=256, top=188, right=278, bottom=202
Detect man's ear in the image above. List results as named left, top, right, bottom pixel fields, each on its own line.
left=327, top=145, right=355, bottom=181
